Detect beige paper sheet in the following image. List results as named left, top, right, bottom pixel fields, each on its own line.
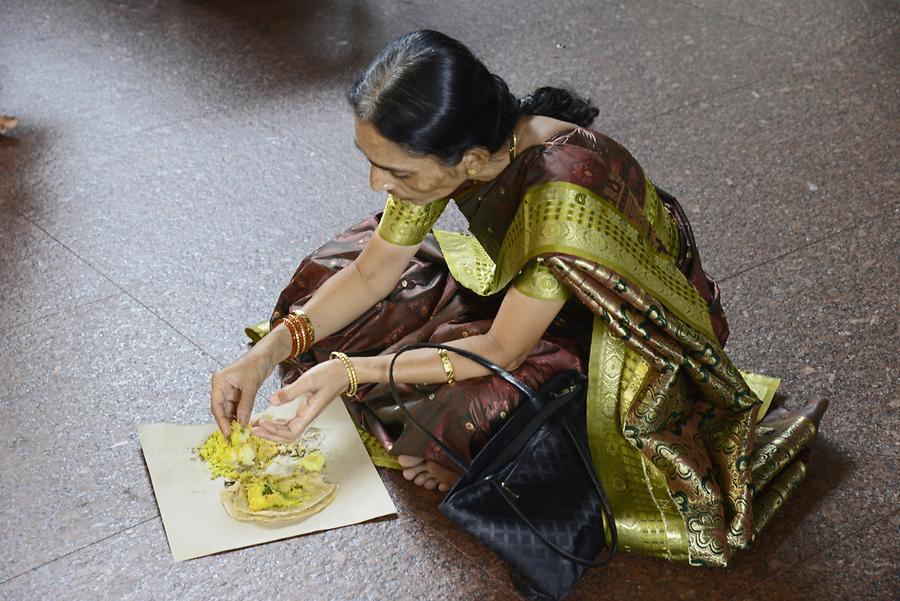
left=138, top=397, right=397, bottom=561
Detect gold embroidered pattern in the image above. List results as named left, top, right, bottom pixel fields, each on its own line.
left=513, top=260, right=572, bottom=301
left=644, top=178, right=680, bottom=257
left=376, top=194, right=449, bottom=246
left=587, top=321, right=690, bottom=562
left=751, top=460, right=807, bottom=542
left=432, top=228, right=496, bottom=291
left=434, top=181, right=715, bottom=340
left=750, top=416, right=817, bottom=491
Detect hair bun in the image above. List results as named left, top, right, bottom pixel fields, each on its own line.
left=517, top=86, right=598, bottom=127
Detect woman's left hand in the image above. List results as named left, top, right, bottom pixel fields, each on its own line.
left=252, top=359, right=351, bottom=442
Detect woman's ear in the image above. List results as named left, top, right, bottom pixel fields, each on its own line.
left=461, top=147, right=492, bottom=174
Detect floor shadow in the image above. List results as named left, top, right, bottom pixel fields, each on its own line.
left=94, top=0, right=393, bottom=106
left=0, top=122, right=50, bottom=276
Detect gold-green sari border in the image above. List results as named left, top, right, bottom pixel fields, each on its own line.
left=245, top=319, right=271, bottom=344
left=587, top=318, right=691, bottom=562
left=434, top=181, right=716, bottom=341
left=377, top=195, right=450, bottom=247
left=739, top=371, right=781, bottom=422
left=513, top=260, right=573, bottom=301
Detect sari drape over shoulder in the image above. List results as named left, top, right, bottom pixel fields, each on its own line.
left=255, top=127, right=825, bottom=567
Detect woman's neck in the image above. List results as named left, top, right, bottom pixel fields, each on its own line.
left=471, top=116, right=578, bottom=183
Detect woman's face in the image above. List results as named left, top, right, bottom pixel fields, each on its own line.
left=354, top=118, right=467, bottom=205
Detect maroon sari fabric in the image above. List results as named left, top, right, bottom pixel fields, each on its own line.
left=270, top=216, right=584, bottom=471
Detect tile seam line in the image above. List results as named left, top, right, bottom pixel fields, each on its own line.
left=0, top=514, right=160, bottom=586
left=267, top=119, right=349, bottom=163
left=1, top=291, right=125, bottom=332
left=676, top=0, right=786, bottom=38
left=616, top=77, right=767, bottom=131
left=621, top=13, right=899, bottom=129
left=20, top=215, right=225, bottom=369
left=609, top=18, right=898, bottom=132
left=717, top=208, right=894, bottom=283
left=4, top=109, right=225, bottom=182
left=0, top=514, right=524, bottom=598
left=100, top=106, right=229, bottom=152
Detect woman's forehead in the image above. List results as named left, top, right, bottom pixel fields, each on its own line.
left=354, top=119, right=427, bottom=169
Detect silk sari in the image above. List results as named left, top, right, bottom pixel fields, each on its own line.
left=248, top=128, right=826, bottom=567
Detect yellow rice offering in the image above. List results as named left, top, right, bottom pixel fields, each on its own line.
left=197, top=421, right=336, bottom=522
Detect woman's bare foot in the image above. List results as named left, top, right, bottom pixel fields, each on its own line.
left=397, top=455, right=459, bottom=493
left=0, top=116, right=18, bottom=135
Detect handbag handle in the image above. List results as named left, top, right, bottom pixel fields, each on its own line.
left=388, top=342, right=542, bottom=471
left=388, top=342, right=617, bottom=567
left=493, top=425, right=617, bottom=567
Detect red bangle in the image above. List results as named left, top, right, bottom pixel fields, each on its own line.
left=282, top=312, right=316, bottom=359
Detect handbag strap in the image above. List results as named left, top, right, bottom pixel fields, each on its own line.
left=388, top=342, right=618, bottom=566
left=388, top=342, right=542, bottom=471
left=492, top=423, right=617, bottom=568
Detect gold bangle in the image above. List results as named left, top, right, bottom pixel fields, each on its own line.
left=329, top=351, right=358, bottom=397
left=292, top=309, right=316, bottom=345
left=438, top=348, right=455, bottom=385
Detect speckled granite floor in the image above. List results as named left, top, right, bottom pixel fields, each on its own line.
left=1, top=1, right=897, bottom=600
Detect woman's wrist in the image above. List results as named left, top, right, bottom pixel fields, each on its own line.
left=329, top=353, right=358, bottom=396
left=349, top=355, right=388, bottom=386
left=253, top=323, right=293, bottom=366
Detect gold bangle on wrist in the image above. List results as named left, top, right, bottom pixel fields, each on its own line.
left=329, top=351, right=358, bottom=397
left=438, top=348, right=455, bottom=385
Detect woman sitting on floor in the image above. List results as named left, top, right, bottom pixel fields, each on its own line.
left=210, top=29, right=826, bottom=567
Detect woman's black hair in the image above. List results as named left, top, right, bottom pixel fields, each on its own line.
left=348, top=30, right=599, bottom=165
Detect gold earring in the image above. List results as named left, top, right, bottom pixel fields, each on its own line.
left=467, top=168, right=478, bottom=176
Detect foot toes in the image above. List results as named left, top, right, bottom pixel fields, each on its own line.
left=438, top=482, right=451, bottom=493
left=425, top=460, right=461, bottom=488
left=414, top=472, right=430, bottom=486
left=402, top=464, right=429, bottom=481
left=397, top=454, right=425, bottom=468
left=423, top=478, right=439, bottom=491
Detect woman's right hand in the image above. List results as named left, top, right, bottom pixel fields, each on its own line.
left=210, top=352, right=276, bottom=437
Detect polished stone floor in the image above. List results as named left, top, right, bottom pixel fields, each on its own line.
left=1, top=1, right=897, bottom=600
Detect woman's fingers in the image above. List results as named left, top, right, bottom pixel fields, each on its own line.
left=210, top=376, right=237, bottom=436
left=252, top=418, right=301, bottom=442
left=270, top=375, right=315, bottom=406
left=253, top=393, right=333, bottom=441
left=235, top=386, right=256, bottom=426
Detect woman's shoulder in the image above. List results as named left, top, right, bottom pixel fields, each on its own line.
left=519, top=122, right=647, bottom=195
left=520, top=115, right=630, bottom=152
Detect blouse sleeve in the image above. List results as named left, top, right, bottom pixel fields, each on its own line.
left=513, top=259, right=572, bottom=302
left=376, top=194, right=449, bottom=246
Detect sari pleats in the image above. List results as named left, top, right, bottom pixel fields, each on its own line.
left=546, top=253, right=824, bottom=566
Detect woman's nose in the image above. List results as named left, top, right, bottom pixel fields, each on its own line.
left=369, top=166, right=393, bottom=192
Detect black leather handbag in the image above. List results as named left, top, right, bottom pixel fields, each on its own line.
left=389, top=343, right=617, bottom=601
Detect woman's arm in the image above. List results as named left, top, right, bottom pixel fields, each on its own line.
left=212, top=230, right=422, bottom=436
left=255, top=285, right=566, bottom=441
left=355, top=286, right=566, bottom=383
left=241, top=228, right=424, bottom=366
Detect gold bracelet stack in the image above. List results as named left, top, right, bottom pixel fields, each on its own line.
left=438, top=348, right=456, bottom=385
left=278, top=309, right=316, bottom=358
left=329, top=351, right=358, bottom=397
